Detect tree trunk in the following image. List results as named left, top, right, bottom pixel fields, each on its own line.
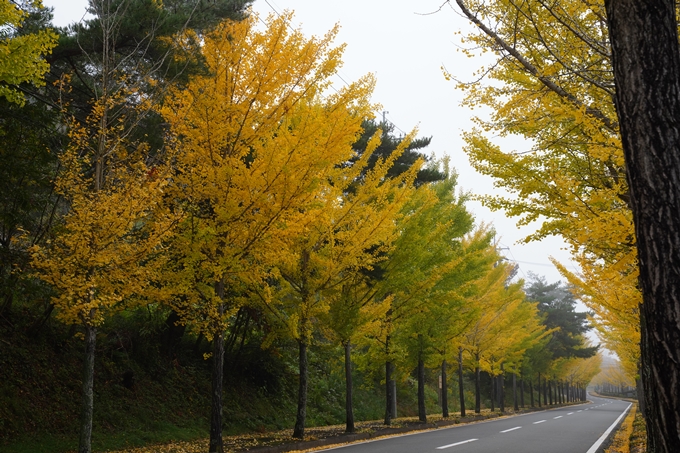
left=344, top=341, right=354, bottom=433
left=441, top=359, right=449, bottom=418
left=529, top=380, right=534, bottom=408
left=499, top=372, right=505, bottom=413
left=78, top=323, right=96, bottom=453
left=490, top=374, right=495, bottom=412
left=293, top=340, right=308, bottom=439
left=458, top=347, right=466, bottom=417
left=513, top=373, right=518, bottom=411
left=520, top=378, right=525, bottom=408
left=474, top=360, right=481, bottom=413
left=0, top=285, right=12, bottom=315
left=548, top=380, right=553, bottom=405
left=209, top=324, right=225, bottom=452
left=384, top=360, right=392, bottom=425
left=384, top=333, right=393, bottom=426
left=537, top=373, right=541, bottom=408
left=418, top=356, right=426, bottom=423
left=209, top=275, right=228, bottom=453
left=605, top=1, right=680, bottom=451
left=636, top=376, right=646, bottom=417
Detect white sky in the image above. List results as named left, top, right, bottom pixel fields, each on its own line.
left=43, top=0, right=579, bottom=285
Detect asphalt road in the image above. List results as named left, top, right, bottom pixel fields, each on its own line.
left=316, top=395, right=631, bottom=453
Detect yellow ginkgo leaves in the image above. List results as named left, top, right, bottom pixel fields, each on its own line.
left=0, top=0, right=57, bottom=105
left=451, top=0, right=639, bottom=379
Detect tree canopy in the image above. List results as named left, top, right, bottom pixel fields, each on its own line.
left=448, top=0, right=639, bottom=381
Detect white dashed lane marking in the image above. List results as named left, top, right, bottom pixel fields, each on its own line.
left=434, top=403, right=611, bottom=450
left=436, top=439, right=478, bottom=449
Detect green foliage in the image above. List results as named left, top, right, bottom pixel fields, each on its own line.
left=42, top=0, right=253, bottom=156
left=0, top=3, right=62, bottom=315
left=351, top=119, right=445, bottom=187
left=524, top=273, right=598, bottom=359
left=0, top=96, right=62, bottom=314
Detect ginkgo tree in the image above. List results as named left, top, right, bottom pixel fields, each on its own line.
left=317, top=128, right=446, bottom=434
left=29, top=2, right=187, bottom=451
left=320, top=270, right=391, bottom=433
left=391, top=175, right=498, bottom=423
left=159, top=12, right=378, bottom=451
left=31, top=57, right=177, bottom=453
left=257, top=130, right=421, bottom=439
left=458, top=260, right=546, bottom=413
left=447, top=0, right=639, bottom=386
left=422, top=225, right=499, bottom=419
left=352, top=168, right=495, bottom=425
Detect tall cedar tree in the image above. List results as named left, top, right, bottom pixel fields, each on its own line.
left=40, top=0, right=252, bottom=152
left=524, top=275, right=597, bottom=360
left=351, top=119, right=445, bottom=187
left=605, top=1, right=680, bottom=451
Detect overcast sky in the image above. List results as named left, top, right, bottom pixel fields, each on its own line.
left=42, top=0, right=578, bottom=285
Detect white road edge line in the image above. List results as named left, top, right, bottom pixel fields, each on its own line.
left=500, top=426, right=522, bottom=433
left=533, top=420, right=547, bottom=424
left=585, top=402, right=633, bottom=453
left=436, top=439, right=479, bottom=449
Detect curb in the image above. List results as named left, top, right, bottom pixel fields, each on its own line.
left=240, top=404, right=584, bottom=452
left=240, top=414, right=499, bottom=452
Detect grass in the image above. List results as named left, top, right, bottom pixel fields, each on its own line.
left=1, top=304, right=550, bottom=453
